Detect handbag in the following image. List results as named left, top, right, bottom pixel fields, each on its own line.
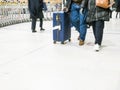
left=96, top=0, right=109, bottom=9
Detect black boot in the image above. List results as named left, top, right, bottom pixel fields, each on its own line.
left=40, top=28, right=45, bottom=31
left=32, top=30, right=37, bottom=33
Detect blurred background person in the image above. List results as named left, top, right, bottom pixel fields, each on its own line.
left=116, top=0, right=120, bottom=18
left=28, top=0, right=45, bottom=33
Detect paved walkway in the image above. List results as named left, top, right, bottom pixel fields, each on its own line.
left=0, top=12, right=120, bottom=90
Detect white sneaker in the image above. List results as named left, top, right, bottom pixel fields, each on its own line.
left=94, top=44, right=100, bottom=52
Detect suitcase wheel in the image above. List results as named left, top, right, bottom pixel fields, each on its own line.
left=69, top=39, right=71, bottom=42
left=53, top=41, right=56, bottom=44
left=61, top=41, right=65, bottom=44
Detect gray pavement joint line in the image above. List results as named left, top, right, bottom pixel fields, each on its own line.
left=0, top=42, right=49, bottom=68
left=104, top=32, right=120, bottom=35
left=87, top=31, right=120, bottom=35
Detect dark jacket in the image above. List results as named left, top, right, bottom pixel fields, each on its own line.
left=65, top=0, right=83, bottom=12
left=65, top=0, right=72, bottom=12
left=28, top=0, right=44, bottom=19
left=81, top=0, right=110, bottom=23
left=116, top=0, right=120, bottom=12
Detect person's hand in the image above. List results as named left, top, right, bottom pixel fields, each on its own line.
left=108, top=1, right=115, bottom=7
left=80, top=8, right=84, bottom=15
left=63, top=7, right=68, bottom=12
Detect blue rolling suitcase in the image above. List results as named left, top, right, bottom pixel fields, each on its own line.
left=53, top=11, right=71, bottom=44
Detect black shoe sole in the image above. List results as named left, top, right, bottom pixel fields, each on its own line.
left=32, top=31, right=37, bottom=33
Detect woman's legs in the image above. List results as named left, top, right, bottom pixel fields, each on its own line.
left=92, top=20, right=104, bottom=45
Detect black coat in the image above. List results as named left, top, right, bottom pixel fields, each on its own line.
left=28, top=0, right=44, bottom=19
left=81, top=0, right=110, bottom=23
left=116, top=0, right=120, bottom=12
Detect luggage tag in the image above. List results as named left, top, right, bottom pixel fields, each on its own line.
left=53, top=13, right=61, bottom=30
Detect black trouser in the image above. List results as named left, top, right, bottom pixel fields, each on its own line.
left=116, top=12, right=120, bottom=18
left=31, top=18, right=43, bottom=31
left=92, top=20, right=104, bottom=45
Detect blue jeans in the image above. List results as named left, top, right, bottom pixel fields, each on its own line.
left=70, top=3, right=87, bottom=41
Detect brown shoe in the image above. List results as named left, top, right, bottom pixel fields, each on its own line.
left=79, top=40, right=84, bottom=46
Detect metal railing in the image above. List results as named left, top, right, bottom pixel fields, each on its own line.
left=0, top=2, right=58, bottom=27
